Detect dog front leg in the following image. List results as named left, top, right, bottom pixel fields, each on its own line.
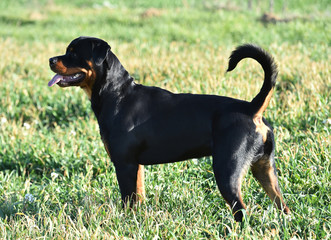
left=114, top=162, right=145, bottom=205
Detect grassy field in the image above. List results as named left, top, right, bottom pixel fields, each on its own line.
left=0, top=0, right=330, bottom=239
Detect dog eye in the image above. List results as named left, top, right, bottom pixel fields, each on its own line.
left=66, top=47, right=75, bottom=55
left=67, top=51, right=78, bottom=58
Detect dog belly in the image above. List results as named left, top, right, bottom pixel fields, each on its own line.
left=137, top=135, right=212, bottom=165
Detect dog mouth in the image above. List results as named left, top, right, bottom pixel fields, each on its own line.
left=48, top=72, right=85, bottom=87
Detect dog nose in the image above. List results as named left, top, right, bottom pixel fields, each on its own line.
left=49, top=57, right=58, bottom=66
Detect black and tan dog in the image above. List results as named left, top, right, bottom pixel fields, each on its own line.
left=49, top=36, right=290, bottom=221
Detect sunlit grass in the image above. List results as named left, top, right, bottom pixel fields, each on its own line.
left=0, top=0, right=330, bottom=238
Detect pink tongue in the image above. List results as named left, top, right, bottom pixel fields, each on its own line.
left=48, top=74, right=63, bottom=87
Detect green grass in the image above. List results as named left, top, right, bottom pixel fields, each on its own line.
left=0, top=0, right=330, bottom=238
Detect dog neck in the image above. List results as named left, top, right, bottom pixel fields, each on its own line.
left=100, top=52, right=133, bottom=94
left=91, top=52, right=134, bottom=116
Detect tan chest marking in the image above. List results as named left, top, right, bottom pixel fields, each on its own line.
left=80, top=61, right=96, bottom=99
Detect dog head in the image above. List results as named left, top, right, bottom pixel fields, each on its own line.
left=48, top=36, right=110, bottom=92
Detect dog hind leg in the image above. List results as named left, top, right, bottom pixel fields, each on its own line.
left=212, top=156, right=250, bottom=222
left=212, top=130, right=252, bottom=222
left=251, top=156, right=290, bottom=214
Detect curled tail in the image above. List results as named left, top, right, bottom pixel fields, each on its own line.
left=227, top=44, right=278, bottom=116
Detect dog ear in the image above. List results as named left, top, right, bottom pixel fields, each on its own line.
left=92, top=40, right=111, bottom=67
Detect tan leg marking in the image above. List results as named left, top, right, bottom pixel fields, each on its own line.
left=251, top=159, right=290, bottom=214
left=136, top=164, right=145, bottom=202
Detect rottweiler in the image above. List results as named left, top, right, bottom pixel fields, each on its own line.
left=49, top=36, right=290, bottom=221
